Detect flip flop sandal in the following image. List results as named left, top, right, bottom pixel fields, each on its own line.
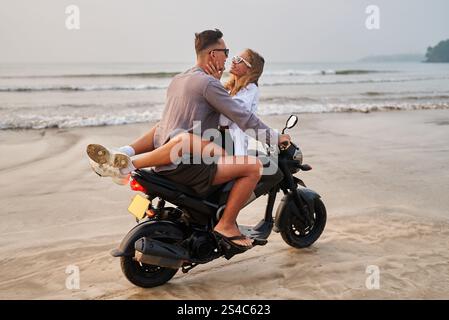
left=213, top=231, right=253, bottom=251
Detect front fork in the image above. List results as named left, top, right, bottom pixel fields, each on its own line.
left=263, top=189, right=277, bottom=222
left=279, top=163, right=314, bottom=227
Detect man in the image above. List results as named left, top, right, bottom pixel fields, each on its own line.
left=90, top=29, right=290, bottom=249
left=154, top=29, right=290, bottom=249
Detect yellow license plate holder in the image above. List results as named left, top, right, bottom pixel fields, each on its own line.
left=128, top=194, right=150, bottom=220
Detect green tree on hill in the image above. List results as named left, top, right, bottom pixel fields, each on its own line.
left=425, top=39, right=449, bottom=63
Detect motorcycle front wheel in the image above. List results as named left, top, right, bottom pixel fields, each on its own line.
left=279, top=198, right=327, bottom=248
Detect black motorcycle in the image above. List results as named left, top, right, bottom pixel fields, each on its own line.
left=111, top=115, right=326, bottom=288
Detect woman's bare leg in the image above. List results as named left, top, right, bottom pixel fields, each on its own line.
left=132, top=133, right=227, bottom=169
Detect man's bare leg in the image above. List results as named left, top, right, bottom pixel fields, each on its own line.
left=212, top=156, right=263, bottom=247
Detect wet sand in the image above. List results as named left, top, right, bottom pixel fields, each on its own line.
left=1, top=109, right=449, bottom=299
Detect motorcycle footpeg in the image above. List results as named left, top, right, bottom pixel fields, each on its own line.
left=217, top=239, right=247, bottom=260
left=218, top=238, right=267, bottom=260
left=222, top=245, right=242, bottom=260
left=252, top=238, right=268, bottom=246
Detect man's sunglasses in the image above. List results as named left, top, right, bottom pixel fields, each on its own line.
left=210, top=48, right=229, bottom=58
left=232, top=55, right=252, bottom=68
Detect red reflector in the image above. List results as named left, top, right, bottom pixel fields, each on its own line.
left=146, top=209, right=156, bottom=218
left=130, top=178, right=147, bottom=193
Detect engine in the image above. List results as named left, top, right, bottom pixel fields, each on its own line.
left=188, top=231, right=217, bottom=260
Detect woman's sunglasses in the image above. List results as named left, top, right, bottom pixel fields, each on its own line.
left=232, top=55, right=252, bottom=68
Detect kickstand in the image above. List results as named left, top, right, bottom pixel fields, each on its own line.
left=181, top=263, right=198, bottom=274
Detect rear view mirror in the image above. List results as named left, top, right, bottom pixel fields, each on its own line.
left=282, top=115, right=298, bottom=134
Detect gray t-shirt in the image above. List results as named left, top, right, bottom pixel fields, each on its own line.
left=153, top=66, right=279, bottom=172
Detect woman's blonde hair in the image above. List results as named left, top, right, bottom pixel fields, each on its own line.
left=224, top=49, right=265, bottom=96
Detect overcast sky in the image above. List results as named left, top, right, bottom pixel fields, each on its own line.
left=1, top=0, right=448, bottom=63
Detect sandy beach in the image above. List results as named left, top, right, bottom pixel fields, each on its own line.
left=1, top=109, right=449, bottom=300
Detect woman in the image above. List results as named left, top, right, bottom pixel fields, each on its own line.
left=86, top=130, right=226, bottom=185
left=206, top=48, right=265, bottom=156
left=86, top=48, right=265, bottom=185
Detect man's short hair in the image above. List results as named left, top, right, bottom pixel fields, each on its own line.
left=194, top=29, right=223, bottom=55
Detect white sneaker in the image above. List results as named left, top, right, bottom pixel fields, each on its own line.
left=87, top=144, right=132, bottom=185
left=88, top=159, right=130, bottom=185
left=86, top=144, right=130, bottom=169
left=111, top=174, right=131, bottom=186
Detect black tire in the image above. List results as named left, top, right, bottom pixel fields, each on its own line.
left=280, top=198, right=327, bottom=248
left=119, top=221, right=181, bottom=288
left=120, top=256, right=178, bottom=288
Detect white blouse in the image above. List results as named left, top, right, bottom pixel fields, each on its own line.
left=219, top=83, right=259, bottom=155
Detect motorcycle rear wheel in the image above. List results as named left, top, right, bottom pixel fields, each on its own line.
left=121, top=256, right=178, bottom=288
left=280, top=198, right=327, bottom=248
left=120, top=221, right=181, bottom=288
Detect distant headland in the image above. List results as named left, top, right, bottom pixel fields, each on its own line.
left=425, top=39, right=449, bottom=63
left=359, top=39, right=449, bottom=63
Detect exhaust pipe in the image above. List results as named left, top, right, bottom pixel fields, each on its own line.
left=134, top=237, right=189, bottom=269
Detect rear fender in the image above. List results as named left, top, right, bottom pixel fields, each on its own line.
left=110, top=220, right=184, bottom=257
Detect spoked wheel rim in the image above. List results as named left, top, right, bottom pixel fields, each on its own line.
left=290, top=211, right=316, bottom=238
left=133, top=261, right=163, bottom=276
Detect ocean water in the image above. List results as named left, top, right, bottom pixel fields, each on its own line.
left=0, top=61, right=448, bottom=130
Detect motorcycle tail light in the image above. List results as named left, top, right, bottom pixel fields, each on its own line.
left=130, top=178, right=147, bottom=193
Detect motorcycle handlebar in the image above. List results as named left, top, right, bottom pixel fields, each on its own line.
left=282, top=160, right=312, bottom=171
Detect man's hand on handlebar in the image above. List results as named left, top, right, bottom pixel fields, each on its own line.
left=278, top=134, right=291, bottom=150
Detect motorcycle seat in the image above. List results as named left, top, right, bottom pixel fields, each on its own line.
left=135, top=169, right=233, bottom=200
